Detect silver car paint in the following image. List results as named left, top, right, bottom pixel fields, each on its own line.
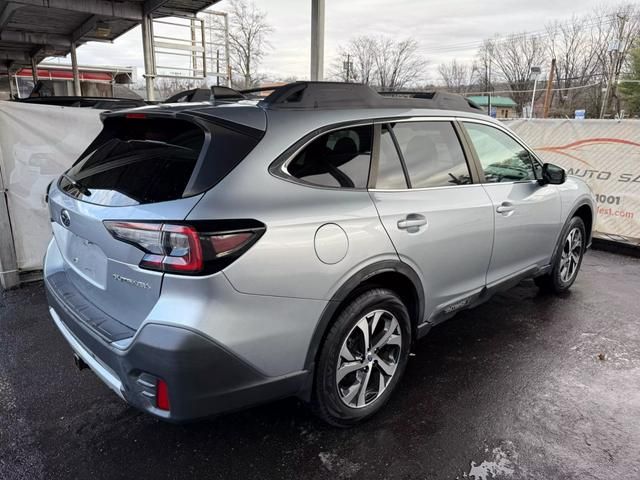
left=371, top=184, right=494, bottom=320
left=44, top=103, right=595, bottom=383
left=46, top=186, right=204, bottom=329
left=481, top=180, right=562, bottom=284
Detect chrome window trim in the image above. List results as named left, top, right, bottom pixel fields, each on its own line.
left=369, top=183, right=483, bottom=193
left=275, top=120, right=375, bottom=191
left=272, top=114, right=539, bottom=192
left=277, top=116, right=460, bottom=182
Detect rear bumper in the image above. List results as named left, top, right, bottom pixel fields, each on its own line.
left=45, top=274, right=309, bottom=422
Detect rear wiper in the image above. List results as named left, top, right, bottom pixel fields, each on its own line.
left=61, top=173, right=91, bottom=196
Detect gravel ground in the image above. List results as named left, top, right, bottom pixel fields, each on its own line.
left=1, top=249, right=639, bottom=480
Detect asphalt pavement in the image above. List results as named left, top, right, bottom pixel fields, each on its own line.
left=1, top=249, right=639, bottom=480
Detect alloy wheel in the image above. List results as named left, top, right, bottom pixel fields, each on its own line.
left=560, top=227, right=583, bottom=283
left=336, top=309, right=402, bottom=409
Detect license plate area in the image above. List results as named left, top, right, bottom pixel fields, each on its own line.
left=62, top=230, right=108, bottom=289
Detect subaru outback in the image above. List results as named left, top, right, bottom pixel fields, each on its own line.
left=44, top=82, right=595, bottom=426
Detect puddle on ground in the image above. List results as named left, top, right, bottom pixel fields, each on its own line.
left=462, top=441, right=518, bottom=480
left=318, top=451, right=361, bottom=478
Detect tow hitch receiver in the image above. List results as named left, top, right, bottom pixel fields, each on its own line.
left=73, top=353, right=89, bottom=371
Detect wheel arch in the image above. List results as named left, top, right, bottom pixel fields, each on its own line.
left=299, top=260, right=424, bottom=399
left=551, top=200, right=594, bottom=265
left=573, top=203, right=594, bottom=245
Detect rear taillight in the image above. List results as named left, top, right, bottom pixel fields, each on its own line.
left=104, top=220, right=264, bottom=275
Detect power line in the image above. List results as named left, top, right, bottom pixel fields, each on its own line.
left=419, top=14, right=617, bottom=55
left=467, top=82, right=603, bottom=96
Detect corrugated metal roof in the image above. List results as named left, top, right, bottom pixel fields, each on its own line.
left=0, top=0, right=222, bottom=69
left=467, top=95, right=517, bottom=108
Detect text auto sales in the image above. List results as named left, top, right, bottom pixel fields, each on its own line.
left=567, top=168, right=640, bottom=183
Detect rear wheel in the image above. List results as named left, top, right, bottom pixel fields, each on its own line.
left=312, top=288, right=411, bottom=427
left=535, top=216, right=586, bottom=293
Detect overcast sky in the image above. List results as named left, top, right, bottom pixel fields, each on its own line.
left=60, top=0, right=617, bottom=83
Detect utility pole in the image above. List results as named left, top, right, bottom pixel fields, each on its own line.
left=542, top=58, right=556, bottom=118
left=346, top=54, right=350, bottom=82
left=343, top=54, right=352, bottom=82
left=600, top=13, right=628, bottom=119
left=484, top=44, right=493, bottom=117
left=216, top=49, right=220, bottom=86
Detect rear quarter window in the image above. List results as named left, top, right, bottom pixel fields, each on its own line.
left=285, top=125, right=373, bottom=189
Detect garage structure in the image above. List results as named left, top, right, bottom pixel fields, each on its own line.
left=0, top=0, right=226, bottom=101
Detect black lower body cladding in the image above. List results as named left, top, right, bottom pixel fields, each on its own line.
left=45, top=277, right=307, bottom=422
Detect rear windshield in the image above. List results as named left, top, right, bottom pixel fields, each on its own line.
left=59, top=116, right=261, bottom=206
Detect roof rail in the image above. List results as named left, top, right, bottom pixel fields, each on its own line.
left=163, top=86, right=247, bottom=104
left=379, top=90, right=483, bottom=112
left=256, top=82, right=482, bottom=113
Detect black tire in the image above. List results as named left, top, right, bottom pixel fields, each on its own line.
left=535, top=216, right=586, bottom=293
left=312, top=288, right=412, bottom=427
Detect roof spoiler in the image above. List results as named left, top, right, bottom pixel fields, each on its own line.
left=250, top=81, right=483, bottom=113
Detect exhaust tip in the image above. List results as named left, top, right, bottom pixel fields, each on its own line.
left=73, top=353, right=89, bottom=371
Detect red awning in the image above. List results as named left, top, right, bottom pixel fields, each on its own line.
left=15, top=68, right=113, bottom=82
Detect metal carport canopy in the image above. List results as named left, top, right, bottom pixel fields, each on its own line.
left=0, top=0, right=223, bottom=96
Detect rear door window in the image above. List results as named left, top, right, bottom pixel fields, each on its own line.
left=390, top=121, right=472, bottom=188
left=287, top=125, right=373, bottom=188
left=375, top=125, right=408, bottom=189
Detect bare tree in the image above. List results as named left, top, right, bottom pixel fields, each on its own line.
left=595, top=5, right=640, bottom=116
left=475, top=41, right=494, bottom=94
left=225, top=0, right=273, bottom=88
left=331, top=36, right=377, bottom=84
left=331, top=36, right=427, bottom=89
left=438, top=59, right=478, bottom=93
left=545, top=15, right=601, bottom=115
left=485, top=33, right=546, bottom=114
left=374, top=38, right=427, bottom=90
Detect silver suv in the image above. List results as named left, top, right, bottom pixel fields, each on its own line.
left=44, top=82, right=595, bottom=426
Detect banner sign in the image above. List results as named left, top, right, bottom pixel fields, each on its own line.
left=0, top=101, right=103, bottom=270
left=506, top=119, right=640, bottom=242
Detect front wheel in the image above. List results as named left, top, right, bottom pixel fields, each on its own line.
left=312, top=288, right=411, bottom=427
left=535, top=216, right=586, bottom=293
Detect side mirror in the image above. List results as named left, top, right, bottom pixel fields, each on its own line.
left=539, top=163, right=566, bottom=185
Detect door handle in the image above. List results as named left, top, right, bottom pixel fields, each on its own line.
left=397, top=214, right=427, bottom=232
left=496, top=202, right=515, bottom=214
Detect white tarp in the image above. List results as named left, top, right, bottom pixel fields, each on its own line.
left=507, top=119, right=640, bottom=242
left=0, top=101, right=103, bottom=270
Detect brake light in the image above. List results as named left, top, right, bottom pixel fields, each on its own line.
left=104, top=220, right=264, bottom=275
